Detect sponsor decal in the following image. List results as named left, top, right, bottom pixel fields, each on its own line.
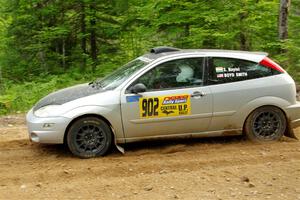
left=236, top=72, right=248, bottom=77
left=126, top=96, right=141, bottom=103
left=216, top=71, right=248, bottom=79
left=227, top=67, right=240, bottom=72
left=217, top=74, right=224, bottom=78
left=162, top=95, right=189, bottom=105
left=216, top=67, right=224, bottom=73
left=139, top=94, right=191, bottom=118
left=224, top=73, right=235, bottom=78
left=216, top=67, right=241, bottom=73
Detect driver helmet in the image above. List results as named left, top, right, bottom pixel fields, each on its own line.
left=176, top=64, right=194, bottom=82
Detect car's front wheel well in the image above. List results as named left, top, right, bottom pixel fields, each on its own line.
left=63, top=114, right=114, bottom=144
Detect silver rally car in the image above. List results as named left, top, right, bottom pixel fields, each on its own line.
left=26, top=47, right=300, bottom=158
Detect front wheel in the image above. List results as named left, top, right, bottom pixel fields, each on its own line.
left=244, top=106, right=286, bottom=142
left=67, top=117, right=112, bottom=158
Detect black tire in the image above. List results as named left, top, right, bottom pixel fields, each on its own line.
left=244, top=106, right=286, bottom=142
left=67, top=117, right=112, bottom=158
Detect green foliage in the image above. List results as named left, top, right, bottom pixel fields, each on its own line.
left=0, top=0, right=300, bottom=115
left=0, top=65, right=119, bottom=115
left=0, top=74, right=77, bottom=115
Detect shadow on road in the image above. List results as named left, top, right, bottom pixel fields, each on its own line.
left=33, top=135, right=246, bottom=158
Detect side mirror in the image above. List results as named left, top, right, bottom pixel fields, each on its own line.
left=130, top=83, right=147, bottom=94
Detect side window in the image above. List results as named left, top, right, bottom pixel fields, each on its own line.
left=207, top=57, right=274, bottom=84
left=128, top=58, right=204, bottom=92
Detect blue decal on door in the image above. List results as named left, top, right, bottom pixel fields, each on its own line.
left=126, top=96, right=141, bottom=103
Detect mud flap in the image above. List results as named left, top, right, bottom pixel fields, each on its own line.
left=110, top=125, right=125, bottom=154
left=115, top=143, right=125, bottom=154
left=284, top=121, right=298, bottom=140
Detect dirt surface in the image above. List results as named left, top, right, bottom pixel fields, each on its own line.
left=0, top=115, right=300, bottom=200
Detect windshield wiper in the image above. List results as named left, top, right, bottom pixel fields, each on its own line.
left=89, top=80, right=103, bottom=89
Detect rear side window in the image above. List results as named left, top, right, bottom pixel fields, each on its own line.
left=207, top=57, right=280, bottom=85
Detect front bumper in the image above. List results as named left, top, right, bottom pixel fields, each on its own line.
left=26, top=109, right=72, bottom=144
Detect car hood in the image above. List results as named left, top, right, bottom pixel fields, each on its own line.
left=33, top=83, right=104, bottom=111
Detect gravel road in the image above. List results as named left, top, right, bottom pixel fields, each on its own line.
left=0, top=115, right=299, bottom=200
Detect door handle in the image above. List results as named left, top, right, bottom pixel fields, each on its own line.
left=191, top=91, right=206, bottom=98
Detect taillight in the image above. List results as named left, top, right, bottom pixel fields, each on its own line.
left=259, top=57, right=285, bottom=73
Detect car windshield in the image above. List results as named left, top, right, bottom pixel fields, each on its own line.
left=92, top=58, right=149, bottom=90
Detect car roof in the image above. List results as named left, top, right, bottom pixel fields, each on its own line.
left=142, top=48, right=268, bottom=63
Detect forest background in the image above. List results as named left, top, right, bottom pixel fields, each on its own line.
left=0, top=0, right=298, bottom=115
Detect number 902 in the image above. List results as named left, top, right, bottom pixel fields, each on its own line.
left=141, top=98, right=159, bottom=117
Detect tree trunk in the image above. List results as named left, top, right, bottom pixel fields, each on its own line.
left=239, top=7, right=249, bottom=50
left=80, top=2, right=87, bottom=71
left=90, top=1, right=97, bottom=72
left=62, top=38, right=66, bottom=70
left=279, top=0, right=290, bottom=40
left=184, top=24, right=190, bottom=37
left=239, top=32, right=248, bottom=50
left=0, top=65, right=2, bottom=92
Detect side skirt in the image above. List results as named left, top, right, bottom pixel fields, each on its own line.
left=118, top=129, right=242, bottom=145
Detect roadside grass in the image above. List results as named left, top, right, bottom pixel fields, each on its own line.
left=0, top=69, right=113, bottom=116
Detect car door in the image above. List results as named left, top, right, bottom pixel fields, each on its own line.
left=206, top=56, right=276, bottom=132
left=120, top=57, right=213, bottom=140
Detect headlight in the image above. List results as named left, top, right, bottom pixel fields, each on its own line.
left=34, top=105, right=62, bottom=117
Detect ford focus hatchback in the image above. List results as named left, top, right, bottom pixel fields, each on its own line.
left=26, top=47, right=300, bottom=158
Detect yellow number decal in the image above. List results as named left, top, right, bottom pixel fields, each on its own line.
left=139, top=95, right=191, bottom=118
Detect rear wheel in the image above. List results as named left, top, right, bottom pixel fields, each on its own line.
left=244, top=106, right=286, bottom=142
left=67, top=117, right=112, bottom=158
